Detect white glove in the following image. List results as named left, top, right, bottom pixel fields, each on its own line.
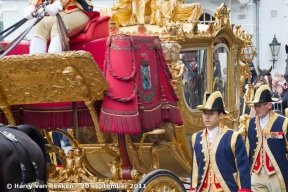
left=23, top=4, right=36, bottom=20
left=45, top=1, right=63, bottom=16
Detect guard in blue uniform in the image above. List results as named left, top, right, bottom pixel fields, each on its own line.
left=246, top=85, right=288, bottom=191
left=190, top=91, right=251, bottom=192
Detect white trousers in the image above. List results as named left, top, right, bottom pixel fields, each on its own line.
left=251, top=168, right=281, bottom=192
left=30, top=36, right=62, bottom=54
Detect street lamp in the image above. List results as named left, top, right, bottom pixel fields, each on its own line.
left=269, top=34, right=281, bottom=69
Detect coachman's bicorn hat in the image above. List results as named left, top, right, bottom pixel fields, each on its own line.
left=248, top=85, right=278, bottom=104
left=197, top=91, right=228, bottom=114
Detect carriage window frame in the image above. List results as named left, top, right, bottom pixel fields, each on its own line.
left=180, top=47, right=208, bottom=112
left=213, top=43, right=230, bottom=107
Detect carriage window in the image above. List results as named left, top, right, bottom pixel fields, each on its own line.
left=213, top=44, right=229, bottom=107
left=180, top=49, right=207, bottom=109
left=233, top=46, right=239, bottom=107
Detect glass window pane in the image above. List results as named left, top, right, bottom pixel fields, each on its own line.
left=199, top=11, right=213, bottom=23
left=233, top=47, right=239, bottom=106
left=213, top=45, right=229, bottom=107
left=181, top=49, right=207, bottom=109
left=205, top=13, right=210, bottom=21
left=199, top=14, right=204, bottom=22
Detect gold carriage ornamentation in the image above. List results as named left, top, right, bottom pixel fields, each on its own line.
left=0, top=2, right=257, bottom=192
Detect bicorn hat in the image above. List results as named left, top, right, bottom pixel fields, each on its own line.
left=247, top=85, right=278, bottom=104
left=197, top=91, right=228, bottom=114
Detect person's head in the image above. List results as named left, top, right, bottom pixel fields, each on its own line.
left=275, top=72, right=279, bottom=78
left=191, top=58, right=196, bottom=65
left=197, top=91, right=228, bottom=130
left=201, top=110, right=223, bottom=130
left=213, top=52, right=219, bottom=61
left=223, top=68, right=227, bottom=75
left=276, top=85, right=283, bottom=94
left=248, top=85, right=278, bottom=118
left=254, top=102, right=272, bottom=118
left=279, top=74, right=284, bottom=82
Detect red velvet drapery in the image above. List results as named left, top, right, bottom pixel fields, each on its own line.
left=99, top=35, right=183, bottom=135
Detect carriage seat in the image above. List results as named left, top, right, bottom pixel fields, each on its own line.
left=69, top=13, right=110, bottom=44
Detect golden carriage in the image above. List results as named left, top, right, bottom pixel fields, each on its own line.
left=0, top=1, right=256, bottom=191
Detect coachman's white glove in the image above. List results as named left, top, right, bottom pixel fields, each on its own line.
left=45, top=1, right=63, bottom=16
left=23, top=4, right=36, bottom=20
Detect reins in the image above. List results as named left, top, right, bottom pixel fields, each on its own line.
left=0, top=129, right=43, bottom=192
left=0, top=1, right=50, bottom=58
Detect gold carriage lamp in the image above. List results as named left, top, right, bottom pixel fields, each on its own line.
left=241, top=34, right=257, bottom=85
left=269, top=34, right=281, bottom=69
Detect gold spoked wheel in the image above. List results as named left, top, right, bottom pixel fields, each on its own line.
left=133, top=169, right=186, bottom=192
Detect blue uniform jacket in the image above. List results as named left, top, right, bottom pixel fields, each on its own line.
left=246, top=111, right=288, bottom=191
left=191, top=125, right=251, bottom=191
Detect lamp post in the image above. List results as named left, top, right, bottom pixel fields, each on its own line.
left=269, top=35, right=281, bottom=69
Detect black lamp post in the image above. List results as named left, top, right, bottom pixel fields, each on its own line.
left=269, top=35, right=281, bottom=69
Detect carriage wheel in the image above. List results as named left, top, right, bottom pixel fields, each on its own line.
left=133, top=169, right=186, bottom=192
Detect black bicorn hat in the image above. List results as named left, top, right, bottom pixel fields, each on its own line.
left=197, top=91, right=228, bottom=114
left=247, top=85, right=278, bottom=104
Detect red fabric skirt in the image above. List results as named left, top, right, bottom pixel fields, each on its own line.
left=22, top=102, right=94, bottom=129
left=99, top=35, right=183, bottom=134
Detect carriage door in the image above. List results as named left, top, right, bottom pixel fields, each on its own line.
left=213, top=43, right=229, bottom=107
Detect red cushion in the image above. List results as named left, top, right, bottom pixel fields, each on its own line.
left=84, top=11, right=100, bottom=20
left=70, top=15, right=110, bottom=44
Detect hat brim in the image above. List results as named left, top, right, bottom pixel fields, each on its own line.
left=246, top=97, right=279, bottom=104
left=197, top=105, right=229, bottom=114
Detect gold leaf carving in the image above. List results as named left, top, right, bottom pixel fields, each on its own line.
left=0, top=51, right=108, bottom=105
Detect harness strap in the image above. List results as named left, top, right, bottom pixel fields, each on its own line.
left=0, top=131, right=28, bottom=184
left=0, top=130, right=43, bottom=191
left=18, top=141, right=41, bottom=182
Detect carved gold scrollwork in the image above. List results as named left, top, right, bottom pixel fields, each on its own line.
left=150, top=142, right=190, bottom=173
left=0, top=51, right=108, bottom=104
left=238, top=60, right=250, bottom=95
left=214, top=3, right=231, bottom=31
left=125, top=135, right=149, bottom=174
left=136, top=169, right=186, bottom=192
left=223, top=110, right=239, bottom=123
left=162, top=42, right=185, bottom=87
left=238, top=114, right=250, bottom=139
left=0, top=52, right=110, bottom=129
left=108, top=158, right=122, bottom=182
left=190, top=20, right=200, bottom=35
left=141, top=177, right=185, bottom=192
left=205, top=22, right=215, bottom=35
